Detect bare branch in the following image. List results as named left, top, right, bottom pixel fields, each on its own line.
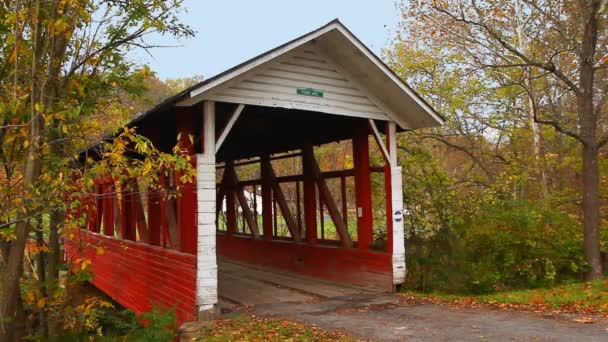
left=431, top=2, right=581, bottom=95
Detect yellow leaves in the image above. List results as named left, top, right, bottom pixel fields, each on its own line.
left=80, top=258, right=92, bottom=270
left=25, top=291, right=36, bottom=304
left=70, top=79, right=85, bottom=97
left=142, top=161, right=153, bottom=176
left=96, top=245, right=105, bottom=255
left=74, top=296, right=116, bottom=332
left=37, top=298, right=47, bottom=309
left=203, top=316, right=359, bottom=341
left=140, top=66, right=150, bottom=77
left=28, top=243, right=50, bottom=255
left=34, top=102, right=44, bottom=113
left=0, top=230, right=17, bottom=242
left=8, top=47, right=17, bottom=63
left=98, top=300, right=114, bottom=309
left=573, top=317, right=595, bottom=324
left=77, top=297, right=114, bottom=314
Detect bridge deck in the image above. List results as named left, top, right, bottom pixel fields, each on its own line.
left=218, top=258, right=384, bottom=307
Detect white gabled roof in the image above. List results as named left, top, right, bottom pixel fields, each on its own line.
left=177, top=19, right=443, bottom=130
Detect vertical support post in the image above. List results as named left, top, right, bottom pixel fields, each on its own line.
left=159, top=174, right=172, bottom=248
left=296, top=181, right=302, bottom=237
left=225, top=161, right=237, bottom=235
left=88, top=182, right=101, bottom=233
left=95, top=182, right=103, bottom=233
left=148, top=183, right=162, bottom=246
left=319, top=200, right=324, bottom=240
left=260, top=155, right=273, bottom=240
left=144, top=125, right=161, bottom=246
left=273, top=196, right=278, bottom=236
left=253, top=185, right=258, bottom=227
left=340, top=175, right=348, bottom=229
left=121, top=179, right=136, bottom=241
left=387, top=121, right=406, bottom=286
left=102, top=180, right=115, bottom=237
left=302, top=143, right=317, bottom=244
left=385, top=124, right=394, bottom=253
left=196, top=100, right=218, bottom=319
left=176, top=110, right=197, bottom=255
left=113, top=185, right=122, bottom=238
left=353, top=125, right=373, bottom=250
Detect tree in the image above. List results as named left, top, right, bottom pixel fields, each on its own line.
left=0, top=1, right=193, bottom=339
left=399, top=0, right=607, bottom=279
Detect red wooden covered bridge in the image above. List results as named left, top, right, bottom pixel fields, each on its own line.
left=65, top=20, right=443, bottom=324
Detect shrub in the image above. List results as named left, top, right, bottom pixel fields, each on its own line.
left=405, top=199, right=586, bottom=294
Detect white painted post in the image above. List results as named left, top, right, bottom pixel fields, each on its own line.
left=388, top=121, right=406, bottom=285
left=196, top=101, right=218, bottom=318
left=388, top=121, right=397, bottom=166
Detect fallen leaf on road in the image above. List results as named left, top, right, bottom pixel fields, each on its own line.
left=573, top=317, right=595, bottom=324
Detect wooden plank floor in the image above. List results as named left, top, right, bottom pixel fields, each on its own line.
left=218, top=258, right=380, bottom=306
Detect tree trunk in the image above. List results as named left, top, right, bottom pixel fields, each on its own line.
left=578, top=0, right=602, bottom=280
left=1, top=31, right=44, bottom=336
left=515, top=0, right=548, bottom=199
left=11, top=278, right=27, bottom=342
left=582, top=142, right=602, bottom=279
left=35, top=224, right=48, bottom=339
left=47, top=210, right=63, bottom=283
left=1, top=187, right=39, bottom=340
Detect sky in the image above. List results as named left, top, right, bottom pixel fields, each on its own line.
left=134, top=0, right=401, bottom=80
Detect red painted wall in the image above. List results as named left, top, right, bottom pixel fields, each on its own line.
left=64, top=231, right=197, bottom=324
left=217, top=234, right=393, bottom=290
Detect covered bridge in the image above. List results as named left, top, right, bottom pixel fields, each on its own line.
left=65, top=20, right=443, bottom=324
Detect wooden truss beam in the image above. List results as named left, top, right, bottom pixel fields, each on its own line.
left=226, top=164, right=260, bottom=238
left=310, top=157, right=353, bottom=248
left=261, top=155, right=273, bottom=240
left=215, top=104, right=245, bottom=153
left=368, top=119, right=392, bottom=167
left=261, top=158, right=302, bottom=243
left=216, top=151, right=301, bottom=169
left=147, top=185, right=161, bottom=246
left=132, top=179, right=149, bottom=243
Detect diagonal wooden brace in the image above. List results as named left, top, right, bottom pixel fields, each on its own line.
left=131, top=179, right=149, bottom=243
left=310, top=157, right=353, bottom=248
left=261, top=158, right=302, bottom=243
left=226, top=164, right=261, bottom=238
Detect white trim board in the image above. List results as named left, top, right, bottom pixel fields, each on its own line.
left=176, top=20, right=443, bottom=130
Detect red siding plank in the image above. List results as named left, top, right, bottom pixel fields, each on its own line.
left=64, top=231, right=197, bottom=325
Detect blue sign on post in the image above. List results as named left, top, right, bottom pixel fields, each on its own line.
left=394, top=210, right=402, bottom=222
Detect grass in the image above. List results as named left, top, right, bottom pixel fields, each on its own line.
left=479, top=280, right=608, bottom=308
left=401, top=279, right=608, bottom=316
left=194, top=316, right=359, bottom=342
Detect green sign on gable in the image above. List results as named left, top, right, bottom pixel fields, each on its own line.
left=296, top=88, right=324, bottom=98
